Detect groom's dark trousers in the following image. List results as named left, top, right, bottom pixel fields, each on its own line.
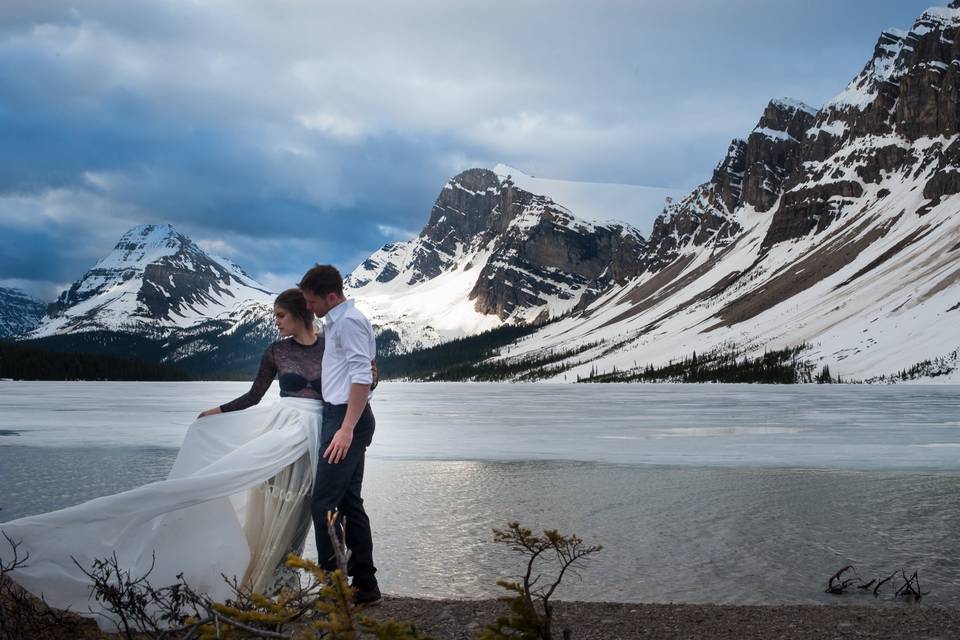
left=311, top=402, right=377, bottom=586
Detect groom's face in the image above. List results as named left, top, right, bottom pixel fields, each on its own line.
left=302, top=289, right=335, bottom=318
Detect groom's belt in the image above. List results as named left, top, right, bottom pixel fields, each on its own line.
left=322, top=401, right=372, bottom=411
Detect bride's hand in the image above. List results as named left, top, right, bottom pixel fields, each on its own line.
left=197, top=407, right=222, bottom=419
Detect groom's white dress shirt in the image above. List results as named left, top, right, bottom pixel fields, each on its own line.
left=321, top=299, right=376, bottom=405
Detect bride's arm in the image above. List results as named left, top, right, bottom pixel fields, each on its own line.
left=197, top=345, right=278, bottom=417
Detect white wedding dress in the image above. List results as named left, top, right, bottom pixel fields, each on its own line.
left=0, top=397, right=320, bottom=630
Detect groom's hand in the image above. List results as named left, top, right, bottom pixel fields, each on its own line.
left=323, top=427, right=354, bottom=464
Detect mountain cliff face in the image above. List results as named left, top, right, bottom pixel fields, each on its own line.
left=27, top=224, right=277, bottom=375
left=348, top=168, right=649, bottom=349
left=642, top=98, right=818, bottom=272
left=0, top=287, right=45, bottom=338
left=763, top=6, right=960, bottom=247
left=478, top=2, right=960, bottom=382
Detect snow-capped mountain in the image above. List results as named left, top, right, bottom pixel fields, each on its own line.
left=488, top=2, right=960, bottom=382
left=347, top=167, right=656, bottom=350
left=0, top=287, right=45, bottom=338
left=33, top=224, right=274, bottom=338
left=27, top=224, right=278, bottom=375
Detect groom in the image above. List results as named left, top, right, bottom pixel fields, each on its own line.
left=299, top=264, right=381, bottom=605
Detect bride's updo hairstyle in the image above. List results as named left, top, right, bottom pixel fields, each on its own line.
left=274, top=288, right=315, bottom=329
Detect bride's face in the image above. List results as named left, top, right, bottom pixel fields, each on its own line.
left=273, top=306, right=300, bottom=337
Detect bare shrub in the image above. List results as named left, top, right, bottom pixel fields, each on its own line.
left=481, top=522, right=602, bottom=640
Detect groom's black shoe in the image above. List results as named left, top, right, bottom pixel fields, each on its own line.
left=352, top=579, right=382, bottom=607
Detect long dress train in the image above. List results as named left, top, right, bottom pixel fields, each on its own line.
left=0, top=396, right=320, bottom=630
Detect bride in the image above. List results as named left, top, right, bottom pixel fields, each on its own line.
left=0, top=288, right=366, bottom=628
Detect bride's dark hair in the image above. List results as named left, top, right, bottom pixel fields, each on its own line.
left=274, top=288, right=315, bottom=329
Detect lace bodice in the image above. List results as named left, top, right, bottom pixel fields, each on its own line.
left=220, top=337, right=324, bottom=412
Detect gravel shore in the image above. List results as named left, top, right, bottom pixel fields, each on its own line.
left=365, top=597, right=960, bottom=640
left=4, top=577, right=959, bottom=640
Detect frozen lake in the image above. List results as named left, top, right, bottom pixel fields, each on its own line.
left=1, top=381, right=959, bottom=606
left=3, top=381, right=960, bottom=468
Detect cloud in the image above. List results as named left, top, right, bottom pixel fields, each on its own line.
left=376, top=224, right=419, bottom=241
left=0, top=0, right=935, bottom=295
left=0, top=277, right=66, bottom=303
left=297, top=111, right=369, bottom=141
left=256, top=272, right=304, bottom=295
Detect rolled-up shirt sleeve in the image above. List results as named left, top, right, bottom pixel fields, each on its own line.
left=343, top=316, right=374, bottom=385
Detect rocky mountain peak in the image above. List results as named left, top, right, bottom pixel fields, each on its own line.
left=110, top=223, right=188, bottom=260
left=641, top=97, right=818, bottom=271
left=894, top=5, right=960, bottom=140
left=347, top=166, right=650, bottom=344
left=400, top=168, right=503, bottom=285
left=646, top=4, right=960, bottom=258
left=422, top=168, right=502, bottom=245
left=761, top=2, right=960, bottom=247
left=21, top=225, right=278, bottom=377
left=819, top=5, right=960, bottom=140
left=759, top=99, right=818, bottom=139
left=36, top=223, right=272, bottom=337
left=827, top=29, right=906, bottom=114
left=739, top=98, right=819, bottom=212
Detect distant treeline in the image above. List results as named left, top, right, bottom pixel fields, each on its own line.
left=580, top=344, right=840, bottom=384
left=866, top=347, right=958, bottom=383
left=24, top=328, right=269, bottom=379
left=377, top=323, right=543, bottom=380
left=378, top=326, right=848, bottom=384
left=0, top=341, right=190, bottom=381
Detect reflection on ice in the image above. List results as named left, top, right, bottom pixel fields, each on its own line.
left=648, top=426, right=807, bottom=437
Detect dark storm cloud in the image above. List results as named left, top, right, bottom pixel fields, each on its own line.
left=0, top=0, right=935, bottom=300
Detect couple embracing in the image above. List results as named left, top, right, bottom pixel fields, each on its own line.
left=0, top=264, right=382, bottom=628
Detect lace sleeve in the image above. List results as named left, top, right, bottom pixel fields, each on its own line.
left=219, top=345, right=278, bottom=413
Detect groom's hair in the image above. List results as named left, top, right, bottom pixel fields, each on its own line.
left=299, top=264, right=344, bottom=297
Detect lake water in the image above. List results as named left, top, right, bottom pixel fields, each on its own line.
left=1, top=381, right=959, bottom=606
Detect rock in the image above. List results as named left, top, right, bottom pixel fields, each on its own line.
left=739, top=99, right=817, bottom=212
left=763, top=181, right=865, bottom=248
left=0, top=287, right=45, bottom=339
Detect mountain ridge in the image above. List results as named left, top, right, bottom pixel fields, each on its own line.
left=15, top=2, right=960, bottom=382
left=34, top=223, right=274, bottom=338
left=25, top=223, right=279, bottom=377
left=479, top=2, right=960, bottom=383
left=347, top=166, right=655, bottom=350
left=0, top=287, right=46, bottom=338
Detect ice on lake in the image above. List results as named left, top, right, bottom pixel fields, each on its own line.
left=2, top=381, right=959, bottom=469
left=2, top=381, right=959, bottom=606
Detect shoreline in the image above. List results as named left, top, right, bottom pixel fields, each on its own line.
left=4, top=583, right=960, bottom=639
left=368, top=597, right=960, bottom=639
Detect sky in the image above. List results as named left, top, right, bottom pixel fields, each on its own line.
left=0, top=0, right=939, bottom=301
